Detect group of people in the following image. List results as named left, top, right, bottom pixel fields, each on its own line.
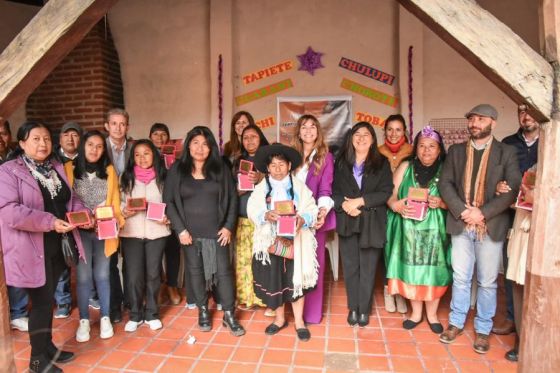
left=0, top=102, right=536, bottom=372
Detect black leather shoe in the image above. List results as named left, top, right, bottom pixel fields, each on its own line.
left=505, top=347, right=518, bottom=362
left=46, top=343, right=75, bottom=363
left=403, top=317, right=423, bottom=330
left=198, top=305, right=212, bottom=332
left=110, top=309, right=122, bottom=323
left=29, top=354, right=62, bottom=373
left=428, top=322, right=444, bottom=334
left=347, top=310, right=358, bottom=326
left=358, top=313, right=369, bottom=327
left=296, top=327, right=311, bottom=341
left=264, top=321, right=288, bottom=335
left=222, top=310, right=245, bottom=337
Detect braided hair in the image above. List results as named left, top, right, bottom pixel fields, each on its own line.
left=263, top=153, right=295, bottom=207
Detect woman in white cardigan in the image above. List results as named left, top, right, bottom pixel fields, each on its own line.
left=247, top=144, right=318, bottom=342
left=119, top=140, right=171, bottom=332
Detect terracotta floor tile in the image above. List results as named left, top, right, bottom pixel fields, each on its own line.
left=144, top=339, right=178, bottom=355
left=238, top=332, right=269, bottom=347
left=71, top=348, right=108, bottom=365
left=412, top=330, right=441, bottom=343
left=268, top=335, right=296, bottom=349
left=231, top=346, right=263, bottom=363
left=418, top=342, right=451, bottom=358
left=293, top=351, right=325, bottom=367
left=380, top=316, right=406, bottom=329
left=384, top=328, right=413, bottom=342
left=292, top=368, right=322, bottom=373
left=388, top=342, right=419, bottom=357
left=456, top=359, right=492, bottom=373
left=423, top=357, right=459, bottom=372
left=391, top=357, right=425, bottom=372
left=356, top=327, right=384, bottom=341
left=127, top=354, right=165, bottom=371
left=297, top=336, right=326, bottom=351
left=448, top=344, right=485, bottom=360
left=489, top=360, right=518, bottom=373
left=61, top=365, right=93, bottom=373
left=359, top=355, right=391, bottom=371
left=306, top=324, right=326, bottom=337
left=224, top=362, right=258, bottom=372
left=191, top=360, right=228, bottom=373
left=116, top=336, right=150, bottom=351
left=328, top=325, right=355, bottom=339
left=158, top=357, right=194, bottom=373
left=261, top=349, right=294, bottom=365
left=97, top=350, right=136, bottom=368
left=168, top=316, right=196, bottom=329
left=201, top=344, right=234, bottom=361
left=483, top=344, right=510, bottom=361
left=358, top=340, right=387, bottom=355
left=213, top=330, right=243, bottom=345
left=327, top=338, right=356, bottom=353
left=329, top=305, right=349, bottom=314
left=258, top=364, right=291, bottom=373
left=157, top=327, right=188, bottom=340
left=171, top=342, right=206, bottom=358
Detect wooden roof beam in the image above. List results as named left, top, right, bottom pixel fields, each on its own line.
left=397, top=0, right=554, bottom=122
left=0, top=0, right=118, bottom=120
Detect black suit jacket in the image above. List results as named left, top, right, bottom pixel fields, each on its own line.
left=438, top=138, right=521, bottom=241
left=332, top=158, right=393, bottom=248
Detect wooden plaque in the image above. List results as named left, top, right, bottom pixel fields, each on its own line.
left=66, top=210, right=91, bottom=227
left=274, top=200, right=296, bottom=215
left=127, top=197, right=147, bottom=211
left=94, top=206, right=114, bottom=220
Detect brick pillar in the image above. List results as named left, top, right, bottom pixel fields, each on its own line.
left=26, top=20, right=124, bottom=133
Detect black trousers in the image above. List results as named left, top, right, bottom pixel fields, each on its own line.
left=339, top=234, right=382, bottom=315
left=121, top=237, right=166, bottom=321
left=26, top=238, right=65, bottom=357
left=164, top=234, right=181, bottom=287
left=109, top=250, right=124, bottom=313
left=183, top=239, right=235, bottom=311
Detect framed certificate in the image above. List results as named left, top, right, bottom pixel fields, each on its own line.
left=146, top=202, right=166, bottom=221
left=66, top=211, right=91, bottom=227
left=238, top=173, right=254, bottom=191
left=274, top=200, right=295, bottom=215
left=408, top=187, right=429, bottom=202
left=127, top=197, right=147, bottom=211
left=94, top=206, right=114, bottom=220
left=161, top=144, right=176, bottom=155
left=407, top=187, right=430, bottom=221
left=277, top=215, right=297, bottom=237
left=239, top=159, right=253, bottom=175
left=97, top=218, right=118, bottom=240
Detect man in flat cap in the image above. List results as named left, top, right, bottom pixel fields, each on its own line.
left=438, top=104, right=521, bottom=354
left=57, top=121, right=83, bottom=163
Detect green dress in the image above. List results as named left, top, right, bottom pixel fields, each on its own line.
left=385, top=162, right=451, bottom=301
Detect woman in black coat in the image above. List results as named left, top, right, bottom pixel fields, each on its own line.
left=333, top=122, right=393, bottom=327
left=163, top=126, right=244, bottom=336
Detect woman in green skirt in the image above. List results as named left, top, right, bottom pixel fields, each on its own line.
left=385, top=126, right=451, bottom=334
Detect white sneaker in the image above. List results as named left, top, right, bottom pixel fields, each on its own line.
left=124, top=320, right=143, bottom=332
left=10, top=317, right=28, bottom=332
left=216, top=303, right=223, bottom=311
left=186, top=303, right=196, bottom=310
left=145, top=319, right=163, bottom=330
left=99, top=316, right=114, bottom=339
left=76, top=319, right=90, bottom=342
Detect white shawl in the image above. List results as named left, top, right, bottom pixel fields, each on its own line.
left=247, top=176, right=319, bottom=298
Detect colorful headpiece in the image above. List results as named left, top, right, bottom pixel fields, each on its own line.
left=418, top=125, right=442, bottom=144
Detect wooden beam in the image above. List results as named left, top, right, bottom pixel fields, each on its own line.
left=0, top=0, right=118, bottom=120
left=519, top=1, right=560, bottom=371
left=396, top=0, right=553, bottom=122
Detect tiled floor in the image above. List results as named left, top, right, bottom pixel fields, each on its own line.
left=10, top=268, right=517, bottom=372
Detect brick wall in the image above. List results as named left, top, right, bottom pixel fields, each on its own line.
left=26, top=20, right=124, bottom=133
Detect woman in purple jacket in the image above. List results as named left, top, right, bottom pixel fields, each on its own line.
left=0, top=122, right=86, bottom=373
left=292, top=114, right=335, bottom=324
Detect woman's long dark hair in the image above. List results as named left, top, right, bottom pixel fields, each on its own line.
left=263, top=153, right=295, bottom=204
left=233, top=124, right=269, bottom=172
left=74, top=130, right=111, bottom=180
left=336, top=121, right=384, bottom=174
left=9, top=121, right=52, bottom=160
left=178, top=126, right=223, bottom=181
left=224, top=111, right=256, bottom=158
left=120, top=139, right=166, bottom=194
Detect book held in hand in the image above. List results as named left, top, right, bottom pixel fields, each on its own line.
left=406, top=187, right=429, bottom=221
left=277, top=215, right=297, bottom=237
left=66, top=210, right=91, bottom=227
left=127, top=197, right=147, bottom=211
left=97, top=218, right=118, bottom=240
left=146, top=202, right=166, bottom=221
left=94, top=206, right=114, bottom=220
left=238, top=173, right=254, bottom=191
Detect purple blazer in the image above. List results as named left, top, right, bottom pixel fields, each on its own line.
left=305, top=152, right=336, bottom=232
left=0, top=157, right=86, bottom=288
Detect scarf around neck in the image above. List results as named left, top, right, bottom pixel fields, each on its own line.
left=22, top=154, right=62, bottom=199
left=134, top=165, right=156, bottom=184
left=413, top=157, right=440, bottom=187
left=463, top=139, right=493, bottom=239
left=385, top=136, right=406, bottom=153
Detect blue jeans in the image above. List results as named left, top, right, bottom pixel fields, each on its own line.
left=54, top=268, right=72, bottom=306
left=77, top=230, right=110, bottom=319
left=8, top=286, right=28, bottom=320
left=449, top=229, right=503, bottom=335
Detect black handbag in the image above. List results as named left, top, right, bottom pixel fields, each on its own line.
left=61, top=232, right=79, bottom=267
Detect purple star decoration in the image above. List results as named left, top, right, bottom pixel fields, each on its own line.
left=297, top=46, right=324, bottom=76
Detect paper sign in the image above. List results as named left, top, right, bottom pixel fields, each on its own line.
left=127, top=198, right=147, bottom=211
left=242, top=60, right=293, bottom=85
left=256, top=116, right=275, bottom=129
left=238, top=174, right=254, bottom=191
left=95, top=206, right=114, bottom=220
left=355, top=112, right=385, bottom=128
left=340, top=78, right=398, bottom=107
left=339, top=57, right=395, bottom=85
left=97, top=218, right=118, bottom=240
left=235, top=79, right=293, bottom=106
left=146, top=202, right=166, bottom=221
left=66, top=211, right=91, bottom=227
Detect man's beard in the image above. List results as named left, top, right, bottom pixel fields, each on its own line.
left=468, top=125, right=492, bottom=139
left=521, top=123, right=539, bottom=134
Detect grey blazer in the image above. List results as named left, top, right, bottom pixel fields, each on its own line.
left=105, top=137, right=133, bottom=175
left=438, top=138, right=521, bottom=241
